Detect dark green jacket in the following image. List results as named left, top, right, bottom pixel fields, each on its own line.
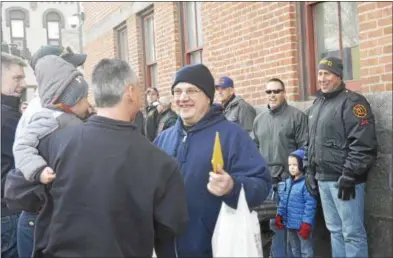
left=252, top=101, right=308, bottom=182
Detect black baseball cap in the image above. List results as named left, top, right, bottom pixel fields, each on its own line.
left=30, top=45, right=87, bottom=71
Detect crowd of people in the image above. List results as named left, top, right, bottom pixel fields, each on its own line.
left=1, top=44, right=378, bottom=258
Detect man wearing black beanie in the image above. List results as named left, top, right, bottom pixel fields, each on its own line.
left=304, top=56, right=377, bottom=257
left=154, top=64, right=272, bottom=257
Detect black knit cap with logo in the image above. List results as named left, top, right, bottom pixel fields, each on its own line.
left=318, top=56, right=343, bottom=78
left=172, top=64, right=215, bottom=104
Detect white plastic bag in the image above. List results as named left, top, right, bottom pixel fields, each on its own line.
left=212, top=186, right=263, bottom=257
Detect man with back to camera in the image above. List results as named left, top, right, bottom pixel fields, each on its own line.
left=215, top=76, right=256, bottom=135
left=304, top=56, right=377, bottom=258
left=252, top=78, right=308, bottom=258
left=5, top=58, right=189, bottom=257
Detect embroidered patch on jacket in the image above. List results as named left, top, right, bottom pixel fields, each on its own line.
left=353, top=104, right=367, bottom=118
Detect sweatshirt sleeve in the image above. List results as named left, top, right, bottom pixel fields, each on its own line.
left=222, top=129, right=272, bottom=209
left=13, top=111, right=59, bottom=182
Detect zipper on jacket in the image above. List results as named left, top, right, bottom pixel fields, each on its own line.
left=174, top=237, right=178, bottom=258
left=310, top=97, right=325, bottom=165
left=284, top=181, right=293, bottom=225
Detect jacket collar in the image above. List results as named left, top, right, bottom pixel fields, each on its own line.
left=86, top=115, right=137, bottom=130
left=1, top=94, right=20, bottom=110
left=175, top=104, right=226, bottom=134
left=268, top=100, right=288, bottom=115
left=315, top=82, right=346, bottom=99
left=223, top=94, right=236, bottom=109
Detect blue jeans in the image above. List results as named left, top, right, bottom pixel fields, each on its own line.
left=318, top=182, right=368, bottom=258
left=269, top=182, right=287, bottom=258
left=1, top=213, right=19, bottom=258
left=17, top=211, right=37, bottom=258
left=287, top=229, right=313, bottom=258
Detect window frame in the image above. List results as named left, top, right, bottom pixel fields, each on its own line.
left=115, top=23, right=129, bottom=62
left=43, top=9, right=65, bottom=46
left=10, top=19, right=26, bottom=50
left=141, top=9, right=157, bottom=89
left=305, top=1, right=362, bottom=96
left=46, top=20, right=61, bottom=45
left=180, top=2, right=203, bottom=65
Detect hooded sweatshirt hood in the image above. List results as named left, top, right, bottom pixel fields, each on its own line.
left=35, top=55, right=87, bottom=108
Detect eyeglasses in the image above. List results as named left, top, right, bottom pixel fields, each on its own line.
left=265, top=89, right=284, bottom=95
left=173, top=88, right=202, bottom=97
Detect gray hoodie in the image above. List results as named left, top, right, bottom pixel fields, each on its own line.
left=13, top=56, right=85, bottom=182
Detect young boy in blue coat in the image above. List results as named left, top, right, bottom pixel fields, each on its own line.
left=275, top=148, right=317, bottom=257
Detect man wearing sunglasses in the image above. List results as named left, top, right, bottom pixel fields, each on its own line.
left=252, top=78, right=308, bottom=258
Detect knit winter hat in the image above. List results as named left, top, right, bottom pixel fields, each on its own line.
left=172, top=64, right=215, bottom=104
left=318, top=56, right=343, bottom=78
left=289, top=148, right=305, bottom=172
left=35, top=55, right=89, bottom=108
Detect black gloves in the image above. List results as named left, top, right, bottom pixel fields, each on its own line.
left=337, top=170, right=356, bottom=200
left=305, top=168, right=318, bottom=196
left=272, top=177, right=280, bottom=192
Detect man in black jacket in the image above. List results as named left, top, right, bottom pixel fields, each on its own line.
left=145, top=87, right=160, bottom=141
left=304, top=57, right=377, bottom=258
left=1, top=52, right=27, bottom=258
left=5, top=58, right=188, bottom=258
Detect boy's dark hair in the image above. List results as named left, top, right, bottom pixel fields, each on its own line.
left=268, top=78, right=285, bottom=90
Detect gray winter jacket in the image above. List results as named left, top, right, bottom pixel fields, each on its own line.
left=223, top=95, right=256, bottom=134
left=252, top=101, right=308, bottom=181
left=13, top=97, right=82, bottom=182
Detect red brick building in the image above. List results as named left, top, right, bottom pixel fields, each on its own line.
left=82, top=2, right=392, bottom=256
left=83, top=1, right=391, bottom=105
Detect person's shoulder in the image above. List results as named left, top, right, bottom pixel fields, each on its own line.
left=343, top=89, right=369, bottom=104
left=287, top=104, right=306, bottom=116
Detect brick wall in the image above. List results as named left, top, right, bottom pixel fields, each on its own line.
left=203, top=2, right=299, bottom=105
left=154, top=3, right=182, bottom=98
left=84, top=31, right=116, bottom=106
left=83, top=2, right=126, bottom=32
left=358, top=2, right=392, bottom=92
left=82, top=2, right=392, bottom=108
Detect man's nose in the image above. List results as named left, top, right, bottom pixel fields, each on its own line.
left=20, top=79, right=27, bottom=88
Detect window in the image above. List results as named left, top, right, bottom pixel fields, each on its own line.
left=45, top=12, right=62, bottom=45
left=141, top=10, right=157, bottom=89
left=180, top=2, right=203, bottom=65
left=9, top=10, right=26, bottom=51
left=305, top=2, right=361, bottom=94
left=116, top=24, right=129, bottom=62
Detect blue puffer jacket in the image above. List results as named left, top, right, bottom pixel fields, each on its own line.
left=277, top=176, right=317, bottom=229
left=154, top=105, right=272, bottom=257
